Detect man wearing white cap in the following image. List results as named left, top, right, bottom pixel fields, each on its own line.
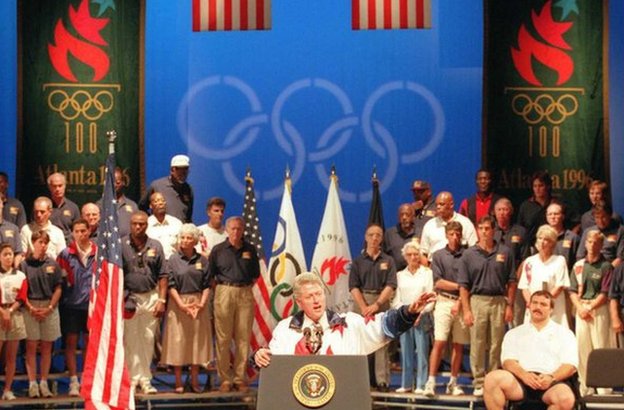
left=139, top=154, right=194, bottom=223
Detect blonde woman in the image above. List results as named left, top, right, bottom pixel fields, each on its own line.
left=518, top=224, right=570, bottom=327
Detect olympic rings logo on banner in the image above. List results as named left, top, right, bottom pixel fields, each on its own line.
left=48, top=89, right=114, bottom=121
left=177, top=76, right=445, bottom=202
left=511, top=93, right=579, bottom=125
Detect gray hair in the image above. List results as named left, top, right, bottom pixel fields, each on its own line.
left=226, top=215, right=244, bottom=227
left=401, top=240, right=420, bottom=258
left=293, top=272, right=325, bottom=299
left=47, top=172, right=66, bottom=185
left=178, top=223, right=200, bottom=241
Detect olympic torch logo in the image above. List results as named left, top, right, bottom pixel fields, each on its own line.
left=505, top=0, right=582, bottom=158
left=44, top=0, right=120, bottom=154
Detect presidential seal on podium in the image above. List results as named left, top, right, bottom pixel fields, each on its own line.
left=292, top=363, right=336, bottom=407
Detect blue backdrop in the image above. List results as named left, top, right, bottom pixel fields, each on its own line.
left=1, top=0, right=623, bottom=260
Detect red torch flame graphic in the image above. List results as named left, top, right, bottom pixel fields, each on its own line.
left=321, top=257, right=349, bottom=286
left=511, top=0, right=574, bottom=86
left=48, top=0, right=110, bottom=83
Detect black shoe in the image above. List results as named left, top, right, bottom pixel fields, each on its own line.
left=377, top=383, right=389, bottom=392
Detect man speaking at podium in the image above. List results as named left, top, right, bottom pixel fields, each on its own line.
left=254, top=272, right=435, bottom=366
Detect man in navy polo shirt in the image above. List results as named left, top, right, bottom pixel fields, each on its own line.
left=459, top=215, right=517, bottom=396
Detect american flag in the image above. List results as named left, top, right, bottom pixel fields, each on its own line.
left=243, top=170, right=276, bottom=356
left=192, top=0, right=271, bottom=31
left=81, top=146, right=134, bottom=409
left=352, top=0, right=432, bottom=30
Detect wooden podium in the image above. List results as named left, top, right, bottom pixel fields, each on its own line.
left=257, top=355, right=371, bottom=410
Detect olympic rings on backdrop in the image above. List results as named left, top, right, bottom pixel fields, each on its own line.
left=177, top=76, right=446, bottom=202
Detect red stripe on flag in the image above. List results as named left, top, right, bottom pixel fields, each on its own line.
left=240, top=0, right=248, bottom=30
left=256, top=275, right=271, bottom=311
left=224, top=0, right=232, bottom=30
left=368, top=0, right=376, bottom=29
left=384, top=0, right=392, bottom=29
left=416, top=0, right=424, bottom=28
left=209, top=0, right=217, bottom=31
left=253, top=277, right=273, bottom=340
left=399, top=0, right=408, bottom=29
left=352, top=0, right=360, bottom=29
left=253, top=303, right=272, bottom=341
left=256, top=0, right=265, bottom=30
left=102, top=264, right=120, bottom=403
left=102, top=263, right=114, bottom=403
left=192, top=0, right=201, bottom=31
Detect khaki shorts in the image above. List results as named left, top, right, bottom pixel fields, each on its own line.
left=433, top=296, right=470, bottom=344
left=0, top=309, right=27, bottom=341
left=23, top=300, right=61, bottom=342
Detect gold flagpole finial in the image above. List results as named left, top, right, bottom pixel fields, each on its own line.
left=285, top=165, right=292, bottom=194
left=245, top=166, right=254, bottom=184
left=330, top=164, right=338, bottom=186
left=106, top=130, right=117, bottom=154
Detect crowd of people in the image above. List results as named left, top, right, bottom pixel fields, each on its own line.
left=0, top=158, right=623, bottom=409
left=0, top=155, right=260, bottom=399
left=367, top=170, right=623, bottom=409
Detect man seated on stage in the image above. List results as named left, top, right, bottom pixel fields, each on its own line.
left=483, top=291, right=578, bottom=410
left=253, top=272, right=435, bottom=366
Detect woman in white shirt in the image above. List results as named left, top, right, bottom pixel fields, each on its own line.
left=392, top=240, right=434, bottom=394
left=518, top=224, right=570, bottom=327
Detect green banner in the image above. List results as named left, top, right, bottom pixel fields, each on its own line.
left=18, top=0, right=143, bottom=209
left=483, top=0, right=609, bottom=214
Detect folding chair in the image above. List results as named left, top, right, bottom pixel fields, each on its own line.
left=581, top=348, right=624, bottom=409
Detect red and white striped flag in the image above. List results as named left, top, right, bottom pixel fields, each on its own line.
left=242, top=170, right=276, bottom=355
left=81, top=139, right=134, bottom=410
left=192, top=0, right=271, bottom=31
left=352, top=0, right=432, bottom=30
